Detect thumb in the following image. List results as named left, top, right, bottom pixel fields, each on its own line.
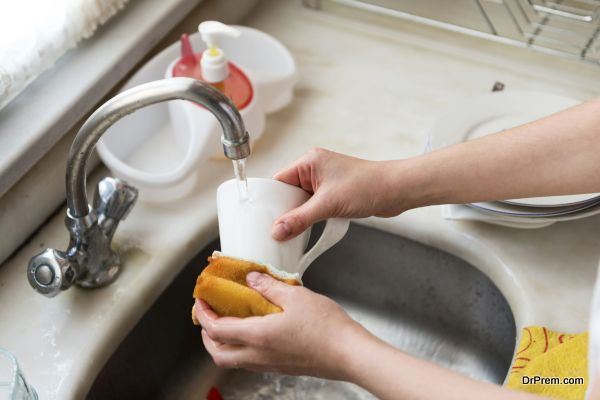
left=272, top=194, right=328, bottom=241
left=246, top=272, right=294, bottom=307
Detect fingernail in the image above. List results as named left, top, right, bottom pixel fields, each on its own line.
left=272, top=221, right=290, bottom=240
left=246, top=271, right=263, bottom=287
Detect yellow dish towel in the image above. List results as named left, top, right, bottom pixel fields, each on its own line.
left=506, top=326, right=588, bottom=400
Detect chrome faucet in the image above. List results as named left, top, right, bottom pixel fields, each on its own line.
left=27, top=78, right=250, bottom=297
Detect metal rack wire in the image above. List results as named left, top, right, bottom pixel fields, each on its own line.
left=303, top=0, right=600, bottom=64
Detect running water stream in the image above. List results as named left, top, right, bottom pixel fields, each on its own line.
left=232, top=158, right=249, bottom=201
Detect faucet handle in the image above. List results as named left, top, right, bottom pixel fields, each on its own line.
left=27, top=248, right=76, bottom=297
left=93, top=177, right=138, bottom=222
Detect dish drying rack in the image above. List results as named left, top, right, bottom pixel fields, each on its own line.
left=303, top=0, right=600, bottom=64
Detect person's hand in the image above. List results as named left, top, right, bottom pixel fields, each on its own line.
left=271, top=148, right=408, bottom=240
left=195, top=273, right=541, bottom=400
left=194, top=272, right=368, bottom=380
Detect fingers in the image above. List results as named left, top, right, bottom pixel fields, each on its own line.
left=196, top=299, right=245, bottom=324
left=196, top=299, right=239, bottom=324
left=273, top=148, right=330, bottom=192
left=201, top=329, right=246, bottom=369
left=272, top=194, right=329, bottom=240
left=272, top=153, right=315, bottom=192
left=273, top=159, right=302, bottom=187
left=195, top=299, right=249, bottom=345
left=272, top=148, right=337, bottom=241
left=246, top=272, right=296, bottom=307
left=196, top=300, right=281, bottom=348
left=196, top=298, right=218, bottom=319
left=202, top=329, right=278, bottom=371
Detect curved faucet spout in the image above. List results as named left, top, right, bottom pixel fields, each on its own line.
left=28, top=77, right=250, bottom=297
left=67, top=77, right=250, bottom=218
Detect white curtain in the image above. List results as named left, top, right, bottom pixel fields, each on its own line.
left=0, top=0, right=131, bottom=111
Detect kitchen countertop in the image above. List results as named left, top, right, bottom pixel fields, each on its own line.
left=2, top=0, right=600, bottom=398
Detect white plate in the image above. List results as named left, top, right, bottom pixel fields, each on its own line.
left=442, top=204, right=557, bottom=229
left=469, top=197, right=600, bottom=218
left=428, top=91, right=599, bottom=207
left=465, top=201, right=600, bottom=224
left=502, top=194, right=600, bottom=208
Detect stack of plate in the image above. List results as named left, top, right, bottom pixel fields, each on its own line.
left=466, top=193, right=600, bottom=228
left=429, top=90, right=600, bottom=228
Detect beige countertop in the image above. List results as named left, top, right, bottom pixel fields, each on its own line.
left=2, top=0, right=600, bottom=398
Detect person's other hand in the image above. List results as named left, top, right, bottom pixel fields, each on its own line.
left=271, top=148, right=407, bottom=240
left=194, top=272, right=368, bottom=380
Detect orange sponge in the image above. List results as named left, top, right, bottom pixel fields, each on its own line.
left=192, top=253, right=300, bottom=320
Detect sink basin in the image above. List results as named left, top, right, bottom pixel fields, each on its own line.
left=87, top=223, right=516, bottom=399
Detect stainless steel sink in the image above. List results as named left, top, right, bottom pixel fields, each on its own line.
left=87, top=223, right=516, bottom=399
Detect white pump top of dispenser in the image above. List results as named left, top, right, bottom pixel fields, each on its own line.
left=198, top=21, right=241, bottom=83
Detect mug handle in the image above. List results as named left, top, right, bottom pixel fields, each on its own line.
left=297, top=218, right=350, bottom=276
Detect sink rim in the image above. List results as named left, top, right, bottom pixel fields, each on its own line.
left=88, top=221, right=518, bottom=399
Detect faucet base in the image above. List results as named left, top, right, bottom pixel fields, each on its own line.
left=27, top=177, right=137, bottom=297
left=76, top=253, right=121, bottom=289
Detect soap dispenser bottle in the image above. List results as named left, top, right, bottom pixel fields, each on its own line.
left=172, top=21, right=254, bottom=111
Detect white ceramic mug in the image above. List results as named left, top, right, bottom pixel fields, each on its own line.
left=217, top=178, right=349, bottom=278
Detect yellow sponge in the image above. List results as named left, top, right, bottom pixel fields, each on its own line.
left=191, top=253, right=300, bottom=320
left=506, top=326, right=588, bottom=400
